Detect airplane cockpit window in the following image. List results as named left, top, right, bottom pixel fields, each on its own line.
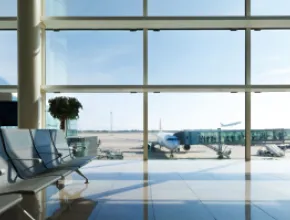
left=167, top=137, right=178, bottom=141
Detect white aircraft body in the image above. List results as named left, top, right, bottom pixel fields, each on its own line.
left=220, top=121, right=242, bottom=127
left=148, top=119, right=180, bottom=158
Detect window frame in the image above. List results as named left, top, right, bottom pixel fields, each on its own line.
left=2, top=0, right=290, bottom=161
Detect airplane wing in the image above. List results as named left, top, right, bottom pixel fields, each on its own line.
left=220, top=121, right=241, bottom=127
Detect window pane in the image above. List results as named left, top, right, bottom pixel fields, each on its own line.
left=46, top=93, right=143, bottom=160
left=149, top=31, right=245, bottom=85
left=252, top=0, right=290, bottom=15
left=148, top=0, right=244, bottom=16
left=0, top=31, right=17, bottom=85
left=252, top=30, right=290, bottom=85
left=46, top=31, right=143, bottom=85
left=148, top=93, right=245, bottom=160
left=0, top=0, right=16, bottom=16
left=252, top=93, right=290, bottom=159
left=46, top=0, right=142, bottom=16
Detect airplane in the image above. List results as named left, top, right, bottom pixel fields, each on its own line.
left=147, top=119, right=180, bottom=158
left=110, top=119, right=181, bottom=158
left=220, top=121, right=242, bottom=127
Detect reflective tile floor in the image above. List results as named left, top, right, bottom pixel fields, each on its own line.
left=3, top=159, right=290, bottom=220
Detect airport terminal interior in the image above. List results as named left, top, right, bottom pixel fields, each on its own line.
left=2, top=0, right=290, bottom=219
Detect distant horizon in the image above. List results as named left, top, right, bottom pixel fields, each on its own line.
left=78, top=127, right=290, bottom=133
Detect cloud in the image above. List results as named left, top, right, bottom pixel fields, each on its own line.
left=266, top=67, right=290, bottom=76
left=0, top=32, right=17, bottom=85
left=69, top=71, right=117, bottom=84
left=0, top=61, right=17, bottom=85
left=253, top=66, right=290, bottom=84
left=266, top=55, right=282, bottom=62
left=71, top=44, right=135, bottom=69
left=90, top=46, right=134, bottom=66
left=0, top=1, right=16, bottom=16
left=46, top=42, right=139, bottom=85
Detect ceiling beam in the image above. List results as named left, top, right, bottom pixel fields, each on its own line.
left=43, top=16, right=290, bottom=30
left=41, top=85, right=290, bottom=93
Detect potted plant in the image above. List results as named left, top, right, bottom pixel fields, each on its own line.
left=48, top=96, right=83, bottom=131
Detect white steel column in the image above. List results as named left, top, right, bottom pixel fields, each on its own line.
left=245, top=0, right=251, bottom=161
left=143, top=92, right=148, bottom=160
left=245, top=91, right=251, bottom=161
left=143, top=29, right=148, bottom=161
left=143, top=0, right=148, bottom=161
left=40, top=0, right=46, bottom=128
left=17, top=0, right=42, bottom=128
left=245, top=31, right=251, bottom=161
left=40, top=26, right=46, bottom=128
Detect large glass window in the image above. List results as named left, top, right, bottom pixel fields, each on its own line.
left=251, top=92, right=290, bottom=159
left=0, top=31, right=17, bottom=85
left=148, top=0, right=244, bottom=16
left=46, top=93, right=143, bottom=160
left=252, top=30, right=290, bottom=85
left=46, top=0, right=142, bottom=16
left=0, top=0, right=16, bottom=16
left=148, top=93, right=245, bottom=160
left=148, top=30, right=245, bottom=85
left=46, top=31, right=143, bottom=85
left=45, top=94, right=77, bottom=137
left=252, top=0, right=290, bottom=15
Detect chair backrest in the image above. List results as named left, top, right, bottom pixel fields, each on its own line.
left=0, top=132, right=19, bottom=190
left=30, top=129, right=63, bottom=169
left=49, top=129, right=73, bottom=162
left=0, top=128, right=47, bottom=179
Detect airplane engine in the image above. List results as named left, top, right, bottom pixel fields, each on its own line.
left=183, top=145, right=191, bottom=151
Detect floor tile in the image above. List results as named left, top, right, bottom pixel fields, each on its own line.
left=203, top=201, right=275, bottom=220
left=253, top=200, right=290, bottom=220
left=152, top=200, right=215, bottom=220
left=96, top=200, right=155, bottom=220
left=5, top=159, right=290, bottom=220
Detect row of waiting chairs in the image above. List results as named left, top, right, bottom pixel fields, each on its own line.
left=0, top=128, right=96, bottom=220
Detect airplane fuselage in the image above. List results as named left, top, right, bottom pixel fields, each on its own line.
left=220, top=121, right=241, bottom=127
left=156, top=132, right=180, bottom=151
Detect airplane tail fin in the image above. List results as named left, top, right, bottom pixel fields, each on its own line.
left=159, top=118, right=162, bottom=132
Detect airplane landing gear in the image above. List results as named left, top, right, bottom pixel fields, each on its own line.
left=170, top=151, right=174, bottom=158
left=148, top=143, right=156, bottom=152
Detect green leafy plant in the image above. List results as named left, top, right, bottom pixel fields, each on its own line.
left=48, top=96, right=83, bottom=130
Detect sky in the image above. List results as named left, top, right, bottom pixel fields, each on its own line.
left=1, top=1, right=290, bottom=130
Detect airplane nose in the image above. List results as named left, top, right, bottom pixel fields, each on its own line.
left=173, top=141, right=179, bottom=147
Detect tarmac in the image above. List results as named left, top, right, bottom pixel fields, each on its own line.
left=79, top=132, right=290, bottom=160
